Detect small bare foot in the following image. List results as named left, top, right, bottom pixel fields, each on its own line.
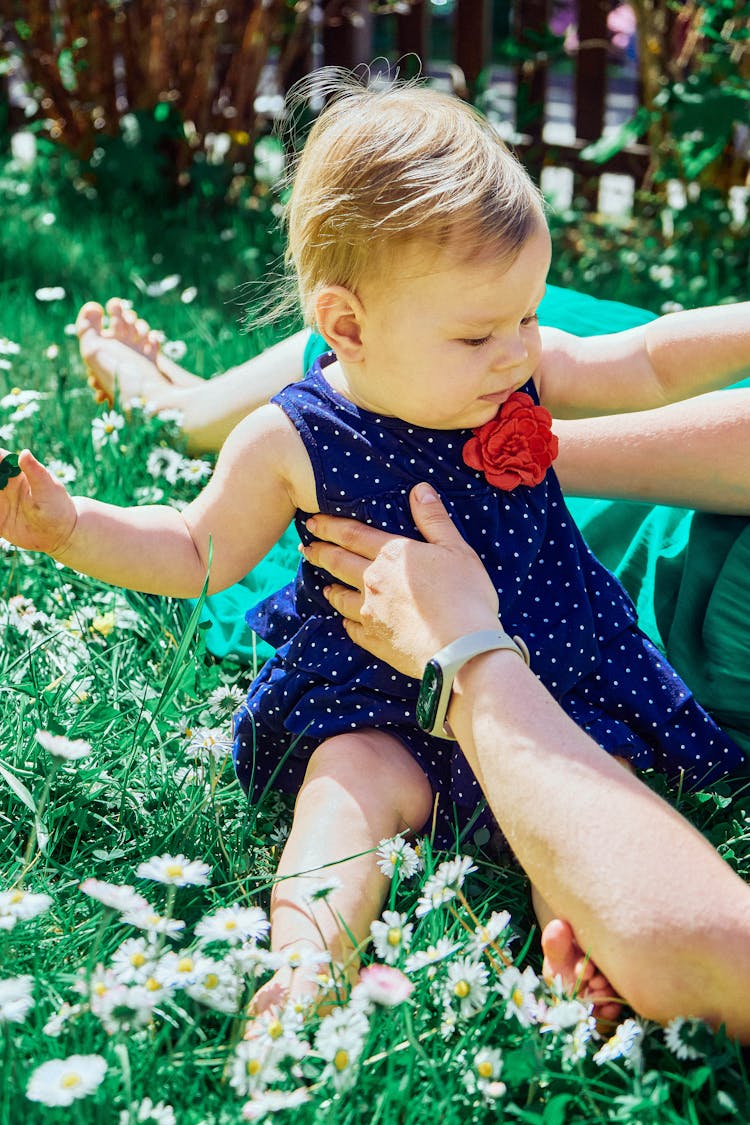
left=246, top=948, right=353, bottom=1032
left=104, top=299, right=202, bottom=390
left=541, top=918, right=623, bottom=1026
left=75, top=301, right=200, bottom=408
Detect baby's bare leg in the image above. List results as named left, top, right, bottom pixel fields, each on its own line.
left=250, top=730, right=433, bottom=1017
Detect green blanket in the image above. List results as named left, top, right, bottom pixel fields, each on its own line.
left=195, top=284, right=750, bottom=754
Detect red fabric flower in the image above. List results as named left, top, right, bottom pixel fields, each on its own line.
left=463, top=391, right=558, bottom=491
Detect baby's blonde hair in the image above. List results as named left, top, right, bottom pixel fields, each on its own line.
left=285, top=74, right=546, bottom=323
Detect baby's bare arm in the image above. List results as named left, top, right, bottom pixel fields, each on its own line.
left=0, top=407, right=298, bottom=597
left=537, top=302, right=750, bottom=417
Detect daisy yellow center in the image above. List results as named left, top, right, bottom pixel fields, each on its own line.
left=10, top=891, right=24, bottom=904
left=454, top=980, right=471, bottom=999
left=333, top=1049, right=349, bottom=1071
left=224, top=919, right=237, bottom=931
left=387, top=927, right=402, bottom=946
left=512, top=988, right=524, bottom=1007
left=104, top=424, right=114, bottom=434
left=61, top=1073, right=81, bottom=1089
left=247, top=1059, right=262, bottom=1076
left=147, top=914, right=162, bottom=925
left=389, top=851, right=399, bottom=866
left=165, top=864, right=184, bottom=878
left=477, top=1060, right=494, bottom=1078
left=268, top=1018, right=283, bottom=1040
left=177, top=957, right=194, bottom=972
left=204, top=974, right=219, bottom=990
left=94, top=982, right=108, bottom=996
left=11, top=387, right=20, bottom=396
left=130, top=952, right=146, bottom=967
left=146, top=977, right=161, bottom=991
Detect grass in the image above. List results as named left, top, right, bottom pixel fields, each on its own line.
left=1, top=144, right=750, bottom=1124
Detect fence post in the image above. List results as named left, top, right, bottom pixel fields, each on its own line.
left=323, top=0, right=373, bottom=72
left=396, top=0, right=431, bottom=76
left=574, top=0, right=609, bottom=208
left=513, top=0, right=549, bottom=185
left=454, top=0, right=492, bottom=99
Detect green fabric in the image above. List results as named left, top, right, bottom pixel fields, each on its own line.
left=194, top=284, right=750, bottom=753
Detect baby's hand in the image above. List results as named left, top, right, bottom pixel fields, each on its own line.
left=0, top=449, right=77, bottom=556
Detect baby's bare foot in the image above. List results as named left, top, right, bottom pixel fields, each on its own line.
left=541, top=918, right=623, bottom=1025
left=105, top=299, right=201, bottom=389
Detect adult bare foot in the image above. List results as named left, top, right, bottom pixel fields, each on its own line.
left=75, top=300, right=201, bottom=408
left=541, top=918, right=623, bottom=1025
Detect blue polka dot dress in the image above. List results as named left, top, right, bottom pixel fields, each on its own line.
left=233, top=355, right=746, bottom=846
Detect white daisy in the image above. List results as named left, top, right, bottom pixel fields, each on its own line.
left=91, top=410, right=124, bottom=450
left=415, top=855, right=477, bottom=917
left=45, top=459, right=75, bottom=486
left=0, top=975, right=34, bottom=1024
left=405, top=937, right=460, bottom=976
left=464, top=1045, right=504, bottom=1095
left=375, top=834, right=423, bottom=880
left=315, top=1004, right=370, bottom=1091
left=26, top=1054, right=107, bottom=1106
left=663, top=1016, right=706, bottom=1061
left=592, top=1018, right=644, bottom=1069
left=120, top=907, right=186, bottom=937
left=0, top=339, right=21, bottom=355
left=241, top=1087, right=310, bottom=1119
left=111, top=937, right=160, bottom=985
left=162, top=339, right=187, bottom=361
left=135, top=853, right=211, bottom=886
left=467, top=909, right=511, bottom=954
left=195, top=904, right=270, bottom=946
left=35, top=730, right=91, bottom=761
left=79, top=879, right=150, bottom=914
left=184, top=956, right=243, bottom=1014
left=444, top=957, right=489, bottom=1018
left=0, top=387, right=40, bottom=408
left=130, top=1097, right=176, bottom=1125
left=497, top=965, right=541, bottom=1027
left=370, top=910, right=413, bottom=964
left=177, top=457, right=213, bottom=483
left=0, top=888, right=53, bottom=927
left=9, top=400, right=39, bottom=422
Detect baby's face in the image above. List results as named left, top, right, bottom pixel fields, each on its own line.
left=333, top=224, right=551, bottom=431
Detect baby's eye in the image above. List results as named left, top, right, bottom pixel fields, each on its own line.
left=462, top=335, right=491, bottom=348
left=521, top=313, right=539, bottom=326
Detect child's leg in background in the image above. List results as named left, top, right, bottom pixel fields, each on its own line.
left=250, top=729, right=433, bottom=1015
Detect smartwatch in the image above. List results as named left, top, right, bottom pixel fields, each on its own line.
left=416, top=628, right=531, bottom=740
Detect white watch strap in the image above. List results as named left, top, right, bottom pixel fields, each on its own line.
left=432, top=628, right=530, bottom=740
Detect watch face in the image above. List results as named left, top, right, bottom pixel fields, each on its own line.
left=416, top=660, right=444, bottom=732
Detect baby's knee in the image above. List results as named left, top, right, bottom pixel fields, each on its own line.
left=305, top=731, right=433, bottom=829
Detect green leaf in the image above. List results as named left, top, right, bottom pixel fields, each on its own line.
left=0, top=762, right=36, bottom=813
left=579, top=107, right=654, bottom=165
left=0, top=452, right=21, bottom=490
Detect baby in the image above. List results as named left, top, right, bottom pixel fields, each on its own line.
left=1, top=78, right=747, bottom=1017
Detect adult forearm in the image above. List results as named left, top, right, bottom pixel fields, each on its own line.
left=449, top=651, right=750, bottom=1038
left=554, top=389, right=750, bottom=513
left=54, top=498, right=209, bottom=596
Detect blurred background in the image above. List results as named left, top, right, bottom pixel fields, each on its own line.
left=0, top=0, right=747, bottom=363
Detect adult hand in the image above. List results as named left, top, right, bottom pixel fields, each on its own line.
left=303, top=483, right=500, bottom=677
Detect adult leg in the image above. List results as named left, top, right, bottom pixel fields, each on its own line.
left=251, top=729, right=433, bottom=1015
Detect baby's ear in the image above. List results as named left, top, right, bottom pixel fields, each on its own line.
left=315, top=286, right=364, bottom=361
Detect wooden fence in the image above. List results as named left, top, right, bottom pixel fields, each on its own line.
left=322, top=0, right=650, bottom=210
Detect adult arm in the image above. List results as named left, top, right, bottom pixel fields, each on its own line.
left=303, top=485, right=750, bottom=1040
left=554, top=388, right=750, bottom=513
